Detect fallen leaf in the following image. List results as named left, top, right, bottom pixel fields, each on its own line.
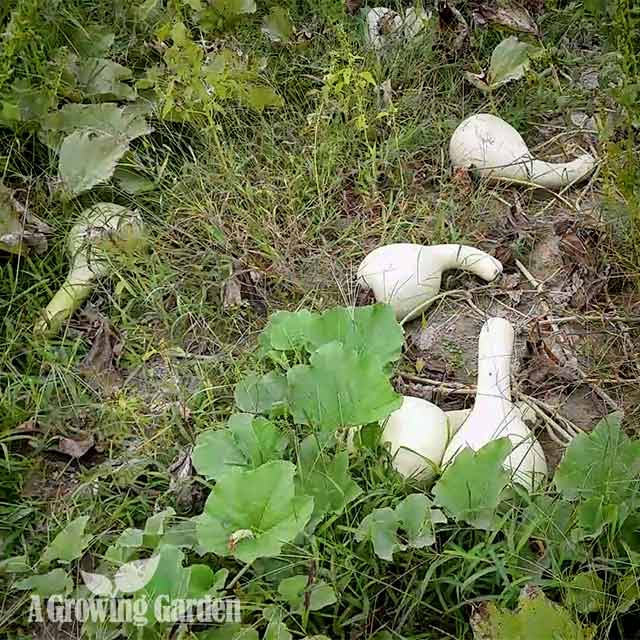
left=169, top=447, right=196, bottom=513
left=261, top=6, right=294, bottom=43
left=473, top=1, right=539, bottom=35
left=0, top=184, right=52, bottom=255
left=15, top=418, right=39, bottom=433
left=223, top=275, right=243, bottom=308
left=466, top=36, right=539, bottom=92
left=79, top=312, right=123, bottom=392
left=501, top=272, right=522, bottom=304
left=57, top=434, right=95, bottom=458
left=451, top=166, right=473, bottom=195
left=438, top=0, right=470, bottom=50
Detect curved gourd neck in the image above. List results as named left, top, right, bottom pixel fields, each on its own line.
left=420, top=244, right=487, bottom=272
left=421, top=245, right=499, bottom=280
left=529, top=154, right=596, bottom=188
left=474, top=319, right=514, bottom=410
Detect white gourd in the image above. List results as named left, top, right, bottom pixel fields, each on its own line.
left=381, top=396, right=449, bottom=480
left=441, top=317, right=548, bottom=489
left=357, top=243, right=503, bottom=322
left=449, top=113, right=596, bottom=189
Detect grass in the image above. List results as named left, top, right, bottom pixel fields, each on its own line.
left=1, top=0, right=640, bottom=638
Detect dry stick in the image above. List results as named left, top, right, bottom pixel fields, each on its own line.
left=515, top=259, right=619, bottom=412
left=399, top=372, right=577, bottom=446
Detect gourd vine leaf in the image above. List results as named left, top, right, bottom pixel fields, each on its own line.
left=59, top=130, right=130, bottom=196
left=565, top=571, right=605, bottom=614
left=69, top=25, right=115, bottom=58
left=212, top=0, right=257, bottom=16
left=65, top=56, right=137, bottom=102
left=356, top=494, right=445, bottom=561
left=196, top=461, right=313, bottom=564
left=487, top=37, right=539, bottom=88
left=45, top=103, right=152, bottom=196
left=277, top=575, right=337, bottom=612
left=14, top=568, right=73, bottom=598
left=264, top=621, right=292, bottom=640
left=132, top=544, right=208, bottom=626
left=40, top=515, right=92, bottom=566
left=394, top=494, right=447, bottom=548
left=260, top=304, right=404, bottom=367
left=143, top=508, right=176, bottom=548
left=554, top=413, right=640, bottom=538
left=259, top=309, right=316, bottom=351
left=235, top=371, right=288, bottom=415
left=287, top=341, right=402, bottom=430
left=262, top=6, right=294, bottom=43
left=470, top=585, right=595, bottom=640
left=433, top=439, right=512, bottom=530
left=356, top=507, right=400, bottom=561
left=197, top=625, right=259, bottom=640
left=42, top=103, right=151, bottom=144
left=193, top=414, right=288, bottom=481
left=241, top=84, right=284, bottom=111
left=295, top=435, right=362, bottom=526
left=0, top=555, right=30, bottom=574
left=518, top=495, right=578, bottom=563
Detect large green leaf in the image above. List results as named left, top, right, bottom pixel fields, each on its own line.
left=196, top=461, right=313, bottom=564
left=519, top=495, right=578, bottom=562
left=488, top=37, right=539, bottom=88
left=133, top=545, right=192, bottom=625
left=41, top=516, right=92, bottom=565
left=277, top=575, right=337, bottom=612
left=356, top=507, right=400, bottom=561
left=356, top=494, right=445, bottom=561
left=296, top=435, right=361, bottom=525
left=69, top=25, right=115, bottom=57
left=42, top=103, right=151, bottom=140
left=242, top=84, right=284, bottom=111
left=471, top=586, right=595, bottom=639
left=433, top=439, right=512, bottom=530
left=66, top=56, right=137, bottom=101
left=554, top=414, right=640, bottom=537
left=58, top=130, right=129, bottom=196
left=394, top=494, right=446, bottom=548
left=261, top=6, right=294, bottom=42
left=192, top=414, right=287, bottom=480
left=234, top=371, right=288, bottom=415
left=260, top=304, right=404, bottom=367
left=287, top=341, right=402, bottom=430
left=14, top=568, right=73, bottom=597
left=565, top=571, right=605, bottom=614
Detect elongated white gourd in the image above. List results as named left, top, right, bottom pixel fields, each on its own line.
left=382, top=396, right=449, bottom=480
left=357, top=244, right=502, bottom=322
left=442, top=317, right=547, bottom=489
left=35, top=203, right=145, bottom=336
left=450, top=113, right=596, bottom=189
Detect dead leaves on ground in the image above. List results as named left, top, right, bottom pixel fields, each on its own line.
left=0, top=184, right=52, bottom=255
left=79, top=310, right=123, bottom=393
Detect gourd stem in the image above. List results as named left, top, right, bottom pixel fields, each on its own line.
left=34, top=280, right=93, bottom=335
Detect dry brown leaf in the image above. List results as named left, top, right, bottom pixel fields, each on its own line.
left=57, top=434, right=95, bottom=458
left=223, top=275, right=243, bottom=308
left=473, top=1, right=539, bottom=35
left=79, top=312, right=123, bottom=392
left=15, top=418, right=39, bottom=433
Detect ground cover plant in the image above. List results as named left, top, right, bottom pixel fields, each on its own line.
left=1, top=0, right=639, bottom=638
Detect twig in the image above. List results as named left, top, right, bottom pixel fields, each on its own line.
left=515, top=259, right=619, bottom=411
